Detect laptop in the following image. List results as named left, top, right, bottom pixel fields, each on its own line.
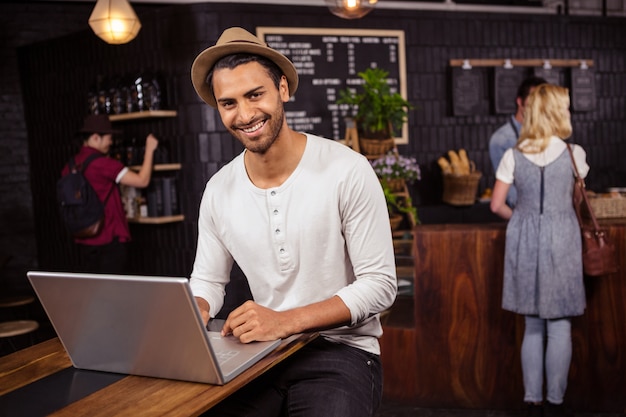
left=26, top=271, right=281, bottom=385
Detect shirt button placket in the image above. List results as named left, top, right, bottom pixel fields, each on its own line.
left=269, top=189, right=288, bottom=264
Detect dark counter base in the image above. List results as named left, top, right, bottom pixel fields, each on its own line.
left=381, top=222, right=626, bottom=412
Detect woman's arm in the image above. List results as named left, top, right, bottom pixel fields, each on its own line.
left=119, top=134, right=159, bottom=188
left=490, top=179, right=513, bottom=219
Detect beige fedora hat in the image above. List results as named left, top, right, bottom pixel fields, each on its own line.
left=191, top=27, right=299, bottom=108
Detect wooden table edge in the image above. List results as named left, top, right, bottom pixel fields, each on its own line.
left=2, top=333, right=318, bottom=416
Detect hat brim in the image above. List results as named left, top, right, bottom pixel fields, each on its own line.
left=191, top=40, right=299, bottom=108
left=79, top=127, right=121, bottom=134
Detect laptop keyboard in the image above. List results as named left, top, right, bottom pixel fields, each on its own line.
left=215, top=349, right=239, bottom=364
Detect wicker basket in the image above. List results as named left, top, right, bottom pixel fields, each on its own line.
left=360, top=138, right=395, bottom=157
left=442, top=171, right=482, bottom=206
left=589, top=196, right=626, bottom=218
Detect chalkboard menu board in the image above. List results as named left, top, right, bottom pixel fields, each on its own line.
left=256, top=27, right=408, bottom=143
left=451, top=67, right=481, bottom=116
left=533, top=67, right=561, bottom=86
left=571, top=68, right=596, bottom=112
left=493, top=67, right=524, bottom=114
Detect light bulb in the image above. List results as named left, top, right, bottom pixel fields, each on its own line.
left=326, top=0, right=378, bottom=19
left=88, top=0, right=141, bottom=45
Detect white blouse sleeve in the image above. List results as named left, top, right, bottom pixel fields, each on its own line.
left=495, top=148, right=515, bottom=184
left=572, top=144, right=590, bottom=179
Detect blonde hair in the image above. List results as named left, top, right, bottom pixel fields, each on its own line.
left=517, top=84, right=572, bottom=154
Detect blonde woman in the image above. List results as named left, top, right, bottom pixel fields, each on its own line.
left=490, top=84, right=589, bottom=417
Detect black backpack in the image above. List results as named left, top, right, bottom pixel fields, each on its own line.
left=57, top=153, right=106, bottom=238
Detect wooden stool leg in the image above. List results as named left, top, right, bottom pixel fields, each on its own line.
left=344, top=118, right=360, bottom=153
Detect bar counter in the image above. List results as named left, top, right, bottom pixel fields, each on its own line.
left=381, top=219, right=626, bottom=412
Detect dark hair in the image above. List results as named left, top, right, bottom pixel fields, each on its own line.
left=516, top=76, right=548, bottom=101
left=206, top=54, right=284, bottom=101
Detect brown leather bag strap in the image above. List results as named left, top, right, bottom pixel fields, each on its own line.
left=566, top=143, right=600, bottom=232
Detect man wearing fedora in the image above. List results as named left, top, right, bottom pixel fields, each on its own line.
left=189, top=27, right=396, bottom=416
left=61, top=114, right=158, bottom=273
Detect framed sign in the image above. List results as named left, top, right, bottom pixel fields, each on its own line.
left=533, top=67, right=561, bottom=86
left=571, top=68, right=596, bottom=112
left=256, top=27, right=408, bottom=144
left=452, top=67, right=482, bottom=116
left=493, top=67, right=524, bottom=115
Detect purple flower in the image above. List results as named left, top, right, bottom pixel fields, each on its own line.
left=371, top=152, right=421, bottom=182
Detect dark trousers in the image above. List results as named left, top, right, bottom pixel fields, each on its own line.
left=205, top=337, right=383, bottom=417
left=77, top=238, right=129, bottom=274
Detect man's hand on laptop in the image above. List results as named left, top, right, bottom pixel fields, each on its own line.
left=223, top=300, right=290, bottom=343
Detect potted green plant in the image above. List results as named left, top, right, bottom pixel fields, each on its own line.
left=373, top=151, right=421, bottom=229
left=338, top=67, right=413, bottom=155
left=382, top=180, right=419, bottom=228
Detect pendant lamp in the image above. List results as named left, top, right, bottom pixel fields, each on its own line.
left=326, top=0, right=378, bottom=19
left=88, top=0, right=142, bottom=45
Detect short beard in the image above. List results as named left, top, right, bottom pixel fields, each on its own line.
left=234, top=103, right=285, bottom=155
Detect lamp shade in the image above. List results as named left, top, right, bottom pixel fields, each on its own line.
left=88, top=0, right=141, bottom=45
left=326, top=0, right=378, bottom=19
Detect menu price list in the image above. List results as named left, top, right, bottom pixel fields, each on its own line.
left=259, top=28, right=405, bottom=141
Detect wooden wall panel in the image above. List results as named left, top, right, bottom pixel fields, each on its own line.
left=380, top=327, right=419, bottom=403
left=568, top=222, right=626, bottom=411
left=411, top=224, right=523, bottom=409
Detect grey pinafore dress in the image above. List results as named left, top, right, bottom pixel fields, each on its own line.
left=502, top=148, right=586, bottom=319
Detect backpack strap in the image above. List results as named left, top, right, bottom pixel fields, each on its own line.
left=70, top=153, right=113, bottom=203
left=68, top=153, right=103, bottom=174
left=77, top=153, right=104, bottom=172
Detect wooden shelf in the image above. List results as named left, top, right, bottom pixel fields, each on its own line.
left=127, top=214, right=184, bottom=224
left=128, top=163, right=181, bottom=171
left=109, top=110, right=177, bottom=122
left=449, top=58, right=594, bottom=68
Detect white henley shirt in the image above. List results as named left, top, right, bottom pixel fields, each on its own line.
left=190, top=133, right=398, bottom=355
